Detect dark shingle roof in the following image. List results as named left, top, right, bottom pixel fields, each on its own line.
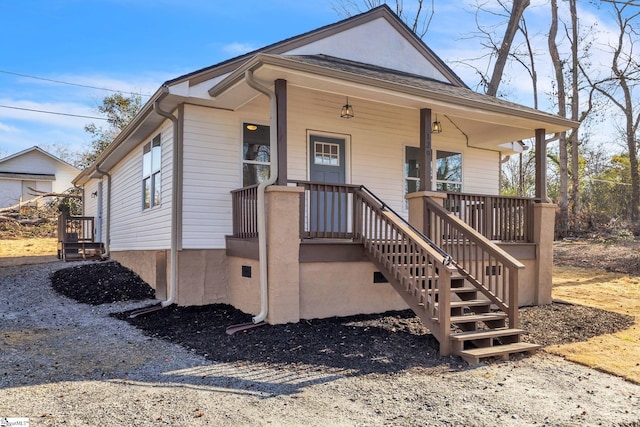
left=282, top=54, right=563, bottom=121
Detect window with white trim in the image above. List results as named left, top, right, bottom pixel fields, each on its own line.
left=435, top=150, right=462, bottom=192
left=404, top=147, right=462, bottom=197
left=142, top=134, right=161, bottom=209
left=242, top=123, right=270, bottom=186
left=404, top=146, right=420, bottom=196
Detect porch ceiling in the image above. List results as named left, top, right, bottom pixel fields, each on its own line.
left=208, top=54, right=577, bottom=150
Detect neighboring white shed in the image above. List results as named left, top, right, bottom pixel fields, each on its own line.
left=0, top=146, right=80, bottom=209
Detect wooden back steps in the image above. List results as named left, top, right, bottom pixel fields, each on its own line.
left=354, top=187, right=540, bottom=365
left=57, top=241, right=105, bottom=261
left=57, top=214, right=105, bottom=261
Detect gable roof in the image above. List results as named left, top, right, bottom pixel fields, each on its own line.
left=169, top=4, right=466, bottom=88
left=0, top=146, right=78, bottom=171
left=74, top=5, right=578, bottom=185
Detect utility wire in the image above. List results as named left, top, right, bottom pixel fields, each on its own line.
left=0, top=69, right=153, bottom=97
left=0, top=104, right=108, bottom=121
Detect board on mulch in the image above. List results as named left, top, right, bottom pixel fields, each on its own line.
left=51, top=262, right=634, bottom=374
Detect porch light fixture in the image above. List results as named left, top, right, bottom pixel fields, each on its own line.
left=340, top=97, right=354, bottom=118
left=431, top=114, right=442, bottom=134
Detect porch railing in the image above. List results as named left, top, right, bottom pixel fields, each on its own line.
left=444, top=193, right=537, bottom=242
left=57, top=214, right=95, bottom=243
left=424, top=197, right=524, bottom=327
left=289, top=180, right=361, bottom=239
left=231, top=184, right=259, bottom=238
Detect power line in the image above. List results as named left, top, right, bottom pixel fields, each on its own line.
left=0, top=69, right=153, bottom=97
left=0, top=104, right=108, bottom=121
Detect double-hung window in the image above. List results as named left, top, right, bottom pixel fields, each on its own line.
left=142, top=134, right=162, bottom=209
left=404, top=147, right=462, bottom=197
left=435, top=150, right=462, bottom=192
left=242, top=123, right=271, bottom=186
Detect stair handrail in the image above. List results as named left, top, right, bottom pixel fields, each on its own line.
left=423, top=196, right=524, bottom=327
left=354, top=187, right=453, bottom=355
left=358, top=185, right=452, bottom=266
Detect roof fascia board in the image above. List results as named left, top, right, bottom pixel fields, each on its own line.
left=209, top=54, right=577, bottom=130
left=0, top=146, right=79, bottom=170
left=0, top=172, right=56, bottom=180
left=73, top=86, right=170, bottom=185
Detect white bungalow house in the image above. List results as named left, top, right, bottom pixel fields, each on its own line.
left=73, top=6, right=576, bottom=363
left=0, top=146, right=79, bottom=209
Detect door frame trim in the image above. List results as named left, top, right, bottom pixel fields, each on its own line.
left=305, top=129, right=351, bottom=184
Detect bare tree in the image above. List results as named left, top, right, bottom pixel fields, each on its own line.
left=331, top=0, right=435, bottom=38
left=485, top=0, right=530, bottom=96
left=549, top=0, right=570, bottom=235
left=586, top=1, right=640, bottom=221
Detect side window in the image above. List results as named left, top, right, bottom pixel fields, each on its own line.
left=436, top=150, right=462, bottom=192
left=242, top=123, right=270, bottom=186
left=404, top=147, right=463, bottom=195
left=404, top=146, right=420, bottom=196
left=143, top=134, right=162, bottom=209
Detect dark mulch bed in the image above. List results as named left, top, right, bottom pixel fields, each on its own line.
left=50, top=261, right=155, bottom=305
left=51, top=262, right=635, bottom=374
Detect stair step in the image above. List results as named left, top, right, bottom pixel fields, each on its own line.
left=457, top=342, right=541, bottom=365
left=450, top=312, right=507, bottom=324
left=448, top=300, right=490, bottom=309
left=450, top=328, right=524, bottom=342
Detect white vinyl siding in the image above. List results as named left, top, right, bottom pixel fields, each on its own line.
left=108, top=121, right=173, bottom=251
left=181, top=104, right=252, bottom=249
left=286, top=87, right=500, bottom=214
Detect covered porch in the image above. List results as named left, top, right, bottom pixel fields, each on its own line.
left=209, top=54, right=571, bottom=363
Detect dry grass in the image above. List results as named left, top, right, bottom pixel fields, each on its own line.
left=550, top=265, right=640, bottom=384
left=0, top=238, right=58, bottom=267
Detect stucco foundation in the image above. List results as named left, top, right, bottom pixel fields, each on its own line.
left=110, top=250, right=168, bottom=299
left=175, top=249, right=229, bottom=306
left=111, top=248, right=229, bottom=306
left=300, top=261, right=408, bottom=319
left=227, top=256, right=261, bottom=315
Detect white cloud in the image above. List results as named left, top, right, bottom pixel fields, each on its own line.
left=222, top=42, right=258, bottom=55
left=0, top=121, right=20, bottom=133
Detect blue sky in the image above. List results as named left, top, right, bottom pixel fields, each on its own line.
left=0, top=0, right=623, bottom=159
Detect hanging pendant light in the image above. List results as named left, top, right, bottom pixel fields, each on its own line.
left=432, top=114, right=442, bottom=133
left=340, top=97, right=354, bottom=118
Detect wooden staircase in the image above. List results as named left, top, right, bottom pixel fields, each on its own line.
left=57, top=214, right=105, bottom=261
left=354, top=187, right=540, bottom=365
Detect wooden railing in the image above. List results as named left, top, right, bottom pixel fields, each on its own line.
left=444, top=193, right=537, bottom=242
left=355, top=187, right=454, bottom=353
left=57, top=214, right=95, bottom=243
left=289, top=180, right=361, bottom=239
left=424, top=197, right=524, bottom=328
left=231, top=185, right=259, bottom=238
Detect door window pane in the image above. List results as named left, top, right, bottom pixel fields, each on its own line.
left=314, top=142, right=340, bottom=166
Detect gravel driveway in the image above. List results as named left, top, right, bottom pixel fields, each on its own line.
left=1, top=261, right=639, bottom=426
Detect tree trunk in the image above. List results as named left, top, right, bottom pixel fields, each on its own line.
left=548, top=0, right=569, bottom=236
left=486, top=0, right=530, bottom=97
left=569, top=0, right=581, bottom=217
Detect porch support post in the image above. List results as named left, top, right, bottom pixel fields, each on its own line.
left=275, top=79, right=288, bottom=185
left=533, top=202, right=556, bottom=305
left=419, top=109, right=433, bottom=192
left=406, top=191, right=446, bottom=240
left=265, top=185, right=303, bottom=324
left=534, top=128, right=547, bottom=202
